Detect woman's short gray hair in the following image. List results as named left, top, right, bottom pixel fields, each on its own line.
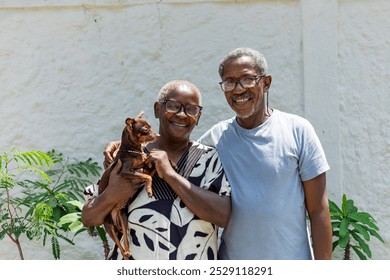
left=157, top=80, right=202, bottom=104
left=218, top=47, right=269, bottom=78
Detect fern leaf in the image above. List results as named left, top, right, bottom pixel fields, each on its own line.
left=80, top=158, right=102, bottom=176
left=44, top=220, right=59, bottom=232
left=56, top=233, right=75, bottom=245
left=0, top=155, right=4, bottom=169
left=25, top=153, right=39, bottom=166
left=15, top=151, right=54, bottom=169
left=51, top=236, right=61, bottom=260
left=65, top=200, right=84, bottom=211
left=46, top=149, right=63, bottom=164
left=65, top=190, right=82, bottom=201
left=68, top=220, right=85, bottom=233
left=58, top=213, right=80, bottom=226
left=0, top=176, right=15, bottom=189
left=34, top=202, right=54, bottom=221
left=43, top=231, right=47, bottom=246
left=68, top=165, right=81, bottom=177
left=14, top=153, right=31, bottom=166
left=28, top=167, right=52, bottom=183
left=35, top=151, right=54, bottom=168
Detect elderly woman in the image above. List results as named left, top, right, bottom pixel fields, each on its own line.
left=82, top=80, right=231, bottom=260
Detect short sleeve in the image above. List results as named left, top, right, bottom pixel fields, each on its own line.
left=197, top=147, right=231, bottom=197
left=298, top=120, right=330, bottom=181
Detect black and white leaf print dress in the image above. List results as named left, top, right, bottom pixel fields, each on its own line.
left=127, top=141, right=230, bottom=260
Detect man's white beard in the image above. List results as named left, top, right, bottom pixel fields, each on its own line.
left=236, top=106, right=256, bottom=119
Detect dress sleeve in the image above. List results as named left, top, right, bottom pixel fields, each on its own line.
left=199, top=148, right=231, bottom=197
left=83, top=183, right=99, bottom=202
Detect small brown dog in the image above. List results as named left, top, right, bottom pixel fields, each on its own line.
left=98, top=111, right=157, bottom=260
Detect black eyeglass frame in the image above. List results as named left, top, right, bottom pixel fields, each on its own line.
left=219, top=75, right=265, bottom=92
left=160, top=99, right=203, bottom=117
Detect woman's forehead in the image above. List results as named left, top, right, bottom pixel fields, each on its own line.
left=166, top=86, right=200, bottom=102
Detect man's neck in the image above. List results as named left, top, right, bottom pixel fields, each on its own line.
left=236, top=107, right=273, bottom=129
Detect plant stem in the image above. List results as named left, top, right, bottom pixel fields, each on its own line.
left=4, top=229, right=25, bottom=260
left=343, top=243, right=351, bottom=260
left=16, top=237, right=25, bottom=260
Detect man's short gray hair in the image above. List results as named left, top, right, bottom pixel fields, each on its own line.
left=218, top=47, right=269, bottom=78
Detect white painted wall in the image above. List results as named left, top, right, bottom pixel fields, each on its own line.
left=1, top=0, right=389, bottom=259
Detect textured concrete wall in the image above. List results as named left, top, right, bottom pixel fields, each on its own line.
left=0, top=0, right=389, bottom=259
left=337, top=0, right=390, bottom=260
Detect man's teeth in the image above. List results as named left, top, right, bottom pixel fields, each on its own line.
left=235, top=97, right=250, bottom=103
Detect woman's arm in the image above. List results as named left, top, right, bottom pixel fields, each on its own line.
left=81, top=160, right=141, bottom=226
left=146, top=149, right=231, bottom=228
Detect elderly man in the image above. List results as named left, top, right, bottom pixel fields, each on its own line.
left=198, top=47, right=332, bottom=260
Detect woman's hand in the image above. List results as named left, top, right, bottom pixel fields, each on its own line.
left=145, top=149, right=176, bottom=180
left=106, top=159, right=143, bottom=200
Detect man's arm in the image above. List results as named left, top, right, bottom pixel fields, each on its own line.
left=303, top=172, right=333, bottom=260
left=103, top=140, right=121, bottom=169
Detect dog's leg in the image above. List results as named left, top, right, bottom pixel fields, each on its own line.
left=107, top=243, right=119, bottom=260
left=144, top=176, right=153, bottom=198
left=98, top=162, right=116, bottom=195
left=121, top=171, right=154, bottom=198
left=103, top=218, right=125, bottom=260
left=145, top=169, right=156, bottom=198
left=118, top=209, right=131, bottom=259
left=109, top=209, right=130, bottom=260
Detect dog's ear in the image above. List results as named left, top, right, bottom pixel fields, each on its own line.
left=136, top=110, right=144, bottom=119
left=126, top=118, right=135, bottom=130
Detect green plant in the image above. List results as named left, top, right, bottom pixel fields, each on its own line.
left=0, top=147, right=106, bottom=259
left=329, top=194, right=384, bottom=260
left=58, top=199, right=111, bottom=258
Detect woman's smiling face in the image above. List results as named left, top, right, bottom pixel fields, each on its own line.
left=155, top=84, right=201, bottom=142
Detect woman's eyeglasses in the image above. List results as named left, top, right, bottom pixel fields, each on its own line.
left=161, top=100, right=202, bottom=117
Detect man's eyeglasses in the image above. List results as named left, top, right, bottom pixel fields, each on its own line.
left=161, top=100, right=202, bottom=117
left=219, top=75, right=265, bottom=92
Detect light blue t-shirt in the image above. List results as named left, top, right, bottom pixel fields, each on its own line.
left=198, top=109, right=330, bottom=259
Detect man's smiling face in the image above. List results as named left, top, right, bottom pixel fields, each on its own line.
left=221, top=56, right=267, bottom=121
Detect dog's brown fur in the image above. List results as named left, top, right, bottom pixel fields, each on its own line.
left=98, top=111, right=157, bottom=260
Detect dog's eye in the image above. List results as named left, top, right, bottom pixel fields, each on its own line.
left=141, top=127, right=150, bottom=134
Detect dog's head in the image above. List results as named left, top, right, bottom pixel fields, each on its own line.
left=123, top=111, right=157, bottom=147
